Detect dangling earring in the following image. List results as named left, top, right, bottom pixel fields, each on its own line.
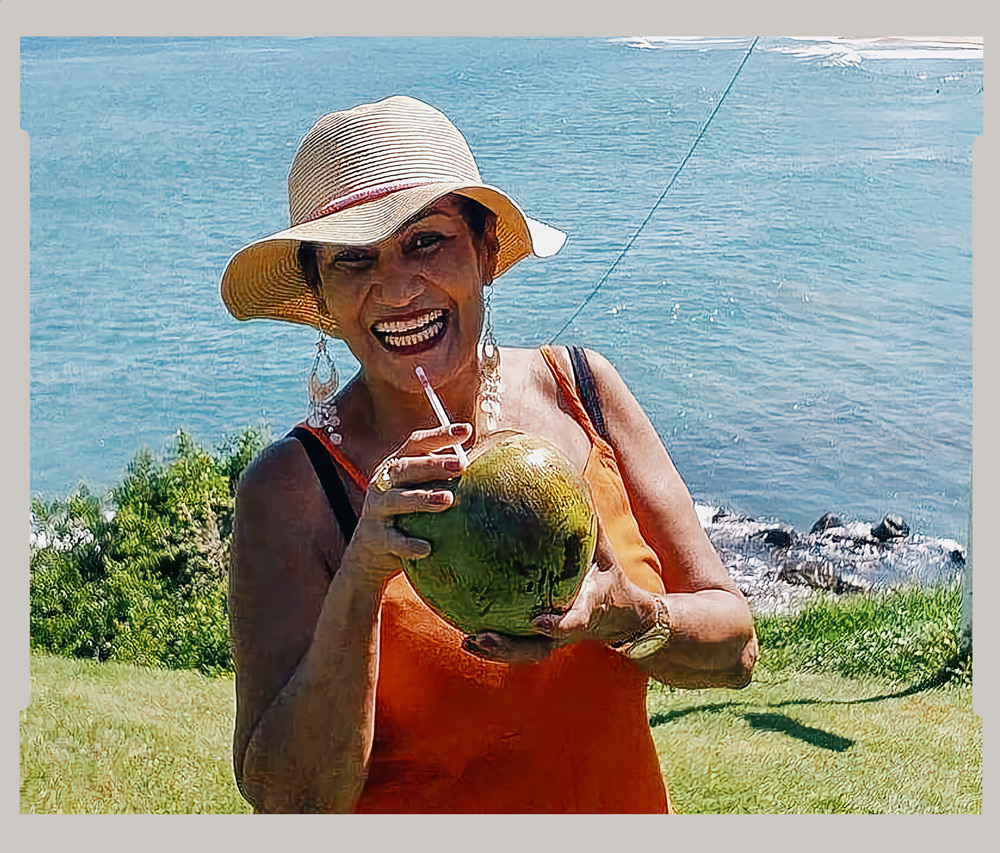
left=306, top=333, right=342, bottom=445
left=477, top=284, right=502, bottom=432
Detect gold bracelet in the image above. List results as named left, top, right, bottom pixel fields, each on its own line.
left=615, top=597, right=673, bottom=661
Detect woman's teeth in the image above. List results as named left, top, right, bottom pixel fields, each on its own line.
left=373, top=310, right=447, bottom=350
left=385, top=321, right=443, bottom=347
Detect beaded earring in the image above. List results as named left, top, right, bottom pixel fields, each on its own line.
left=306, top=333, right=342, bottom=445
left=477, top=284, right=502, bottom=432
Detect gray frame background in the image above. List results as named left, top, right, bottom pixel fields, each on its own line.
left=4, top=0, right=992, bottom=836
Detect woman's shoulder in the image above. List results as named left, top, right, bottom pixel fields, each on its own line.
left=234, top=431, right=347, bottom=561
left=501, top=344, right=620, bottom=387
left=236, top=432, right=324, bottom=510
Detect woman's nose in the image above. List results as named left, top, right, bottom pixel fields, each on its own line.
left=370, top=263, right=425, bottom=305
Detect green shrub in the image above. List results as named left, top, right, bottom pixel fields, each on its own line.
left=31, top=423, right=969, bottom=688
left=754, top=583, right=967, bottom=684
left=30, top=426, right=269, bottom=676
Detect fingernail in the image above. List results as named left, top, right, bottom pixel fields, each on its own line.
left=444, top=457, right=462, bottom=470
left=432, top=491, right=453, bottom=505
left=449, top=423, right=471, bottom=437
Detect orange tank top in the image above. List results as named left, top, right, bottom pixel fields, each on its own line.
left=323, top=347, right=673, bottom=813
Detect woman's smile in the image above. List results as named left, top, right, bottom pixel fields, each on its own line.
left=371, top=308, right=450, bottom=355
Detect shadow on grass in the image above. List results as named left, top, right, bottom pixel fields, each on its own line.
left=743, top=712, right=854, bottom=752
left=649, top=705, right=731, bottom=726
left=772, top=657, right=970, bottom=708
left=648, top=657, right=969, bottom=729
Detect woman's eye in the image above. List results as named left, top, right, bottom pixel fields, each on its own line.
left=411, top=232, right=446, bottom=251
left=333, top=253, right=373, bottom=269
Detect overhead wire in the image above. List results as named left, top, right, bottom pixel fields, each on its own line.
left=547, top=36, right=760, bottom=344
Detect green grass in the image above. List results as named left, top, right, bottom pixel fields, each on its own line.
left=20, top=654, right=250, bottom=814
left=20, top=656, right=979, bottom=815
left=648, top=673, right=979, bottom=814
left=644, top=582, right=980, bottom=813
left=20, top=583, right=980, bottom=813
left=753, top=583, right=968, bottom=684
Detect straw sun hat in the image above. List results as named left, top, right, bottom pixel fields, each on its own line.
left=220, top=95, right=567, bottom=336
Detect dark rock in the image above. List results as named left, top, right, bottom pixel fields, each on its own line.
left=779, top=560, right=837, bottom=590
left=810, top=513, right=843, bottom=534
left=779, top=560, right=868, bottom=595
left=950, top=548, right=966, bottom=565
left=872, top=514, right=909, bottom=542
left=833, top=573, right=873, bottom=594
left=712, top=508, right=734, bottom=524
left=760, top=526, right=795, bottom=548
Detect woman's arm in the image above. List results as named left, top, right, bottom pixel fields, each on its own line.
left=229, top=439, right=382, bottom=813
left=581, top=347, right=758, bottom=687
left=472, top=348, right=759, bottom=684
left=230, top=426, right=470, bottom=812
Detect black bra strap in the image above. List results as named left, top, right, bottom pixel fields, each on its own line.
left=567, top=346, right=612, bottom=445
left=288, top=426, right=359, bottom=543
left=289, top=350, right=605, bottom=542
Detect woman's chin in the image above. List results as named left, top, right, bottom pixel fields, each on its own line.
left=368, top=328, right=475, bottom=389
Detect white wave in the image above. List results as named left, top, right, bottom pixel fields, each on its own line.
left=766, top=41, right=863, bottom=67
left=694, top=502, right=719, bottom=527
left=611, top=35, right=982, bottom=63
left=612, top=36, right=754, bottom=51
left=767, top=36, right=982, bottom=63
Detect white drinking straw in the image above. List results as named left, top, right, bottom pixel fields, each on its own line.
left=415, top=366, right=470, bottom=467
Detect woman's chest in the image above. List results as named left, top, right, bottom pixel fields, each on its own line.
left=334, top=347, right=594, bottom=513
left=492, top=348, right=593, bottom=474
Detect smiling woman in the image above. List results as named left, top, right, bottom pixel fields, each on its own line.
left=219, top=95, right=757, bottom=814
left=297, top=195, right=494, bottom=379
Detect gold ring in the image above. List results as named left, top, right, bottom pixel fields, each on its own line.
left=370, top=457, right=398, bottom=494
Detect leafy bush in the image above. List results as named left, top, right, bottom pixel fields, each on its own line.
left=30, top=426, right=269, bottom=676
left=31, top=424, right=969, bottom=688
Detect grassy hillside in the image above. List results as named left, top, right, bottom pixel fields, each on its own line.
left=21, top=648, right=979, bottom=814
left=20, top=655, right=250, bottom=814
left=25, top=429, right=978, bottom=812
left=649, top=673, right=979, bottom=813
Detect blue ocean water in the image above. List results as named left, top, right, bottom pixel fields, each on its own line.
left=23, top=37, right=980, bottom=543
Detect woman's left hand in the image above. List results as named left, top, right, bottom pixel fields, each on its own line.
left=462, top=522, right=656, bottom=664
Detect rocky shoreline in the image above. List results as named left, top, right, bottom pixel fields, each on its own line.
left=31, top=505, right=967, bottom=617
left=697, top=504, right=967, bottom=614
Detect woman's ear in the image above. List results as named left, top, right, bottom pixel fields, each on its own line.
left=478, top=216, right=499, bottom=287
left=310, top=277, right=340, bottom=337
left=314, top=287, right=330, bottom=315
left=299, top=240, right=334, bottom=320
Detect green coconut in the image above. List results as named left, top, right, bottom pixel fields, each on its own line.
left=396, top=431, right=597, bottom=636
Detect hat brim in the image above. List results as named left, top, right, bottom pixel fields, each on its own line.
left=220, top=182, right=566, bottom=336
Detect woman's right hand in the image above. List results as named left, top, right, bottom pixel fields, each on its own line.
left=341, top=422, right=472, bottom=590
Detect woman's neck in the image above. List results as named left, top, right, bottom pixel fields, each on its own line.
left=352, top=362, right=484, bottom=455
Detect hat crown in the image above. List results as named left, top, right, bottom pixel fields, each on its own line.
left=288, top=96, right=482, bottom=226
